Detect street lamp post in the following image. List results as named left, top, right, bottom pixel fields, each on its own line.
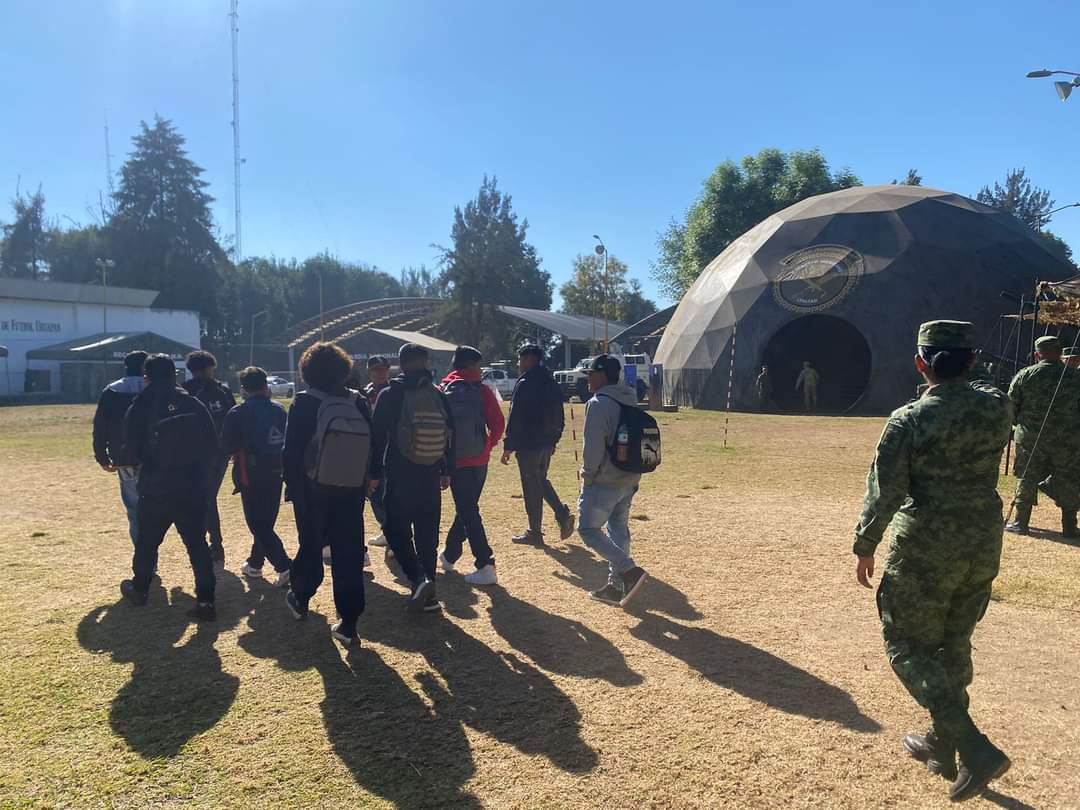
left=1026, top=69, right=1080, bottom=101
left=250, top=310, right=268, bottom=366
left=592, top=235, right=608, bottom=351
left=95, top=258, right=115, bottom=385
left=1036, top=202, right=1080, bottom=230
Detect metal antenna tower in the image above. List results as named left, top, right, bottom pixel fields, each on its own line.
left=103, top=111, right=115, bottom=197
left=229, top=0, right=242, bottom=261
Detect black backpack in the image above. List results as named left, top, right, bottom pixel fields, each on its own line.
left=443, top=379, right=487, bottom=459
left=599, top=394, right=661, bottom=474
left=540, top=371, right=565, bottom=443
left=148, top=390, right=213, bottom=470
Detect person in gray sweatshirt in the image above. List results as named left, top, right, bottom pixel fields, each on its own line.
left=577, top=354, right=648, bottom=607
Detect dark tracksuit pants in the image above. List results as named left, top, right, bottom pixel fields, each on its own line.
left=444, top=465, right=494, bottom=569
left=290, top=484, right=366, bottom=628
left=385, top=464, right=442, bottom=585
left=205, top=455, right=229, bottom=548
left=369, top=478, right=387, bottom=528
left=516, top=445, right=570, bottom=535
left=241, top=476, right=291, bottom=573
left=132, top=489, right=216, bottom=603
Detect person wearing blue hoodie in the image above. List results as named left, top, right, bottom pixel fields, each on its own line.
left=577, top=354, right=648, bottom=607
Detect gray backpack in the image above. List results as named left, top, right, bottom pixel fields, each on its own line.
left=443, top=379, right=487, bottom=459
left=305, top=389, right=371, bottom=488
left=397, top=383, right=451, bottom=466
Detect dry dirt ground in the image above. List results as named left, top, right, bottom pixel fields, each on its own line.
left=1, top=404, right=1078, bottom=809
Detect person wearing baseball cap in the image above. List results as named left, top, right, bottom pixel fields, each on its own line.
left=853, top=320, right=1014, bottom=801
left=1006, top=332, right=1080, bottom=537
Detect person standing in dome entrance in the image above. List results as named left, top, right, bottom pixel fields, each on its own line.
left=182, top=351, right=236, bottom=568
left=1005, top=334, right=1080, bottom=537
left=755, top=364, right=775, bottom=413
left=853, top=320, right=1013, bottom=802
left=795, top=360, right=820, bottom=412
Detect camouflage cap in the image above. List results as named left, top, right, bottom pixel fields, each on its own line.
left=917, top=320, right=975, bottom=349
left=1035, top=335, right=1061, bottom=352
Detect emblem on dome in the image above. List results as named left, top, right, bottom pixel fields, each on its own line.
left=772, top=245, right=864, bottom=313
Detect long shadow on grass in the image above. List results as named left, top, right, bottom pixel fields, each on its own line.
left=542, top=542, right=703, bottom=621
left=629, top=614, right=881, bottom=733
left=484, top=586, right=642, bottom=686
left=238, top=590, right=481, bottom=810
left=362, top=581, right=599, bottom=776
left=76, top=569, right=247, bottom=759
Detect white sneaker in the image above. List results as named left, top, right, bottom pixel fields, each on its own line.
left=364, top=551, right=371, bottom=568
left=322, top=546, right=332, bottom=564
left=273, top=569, right=290, bottom=588
left=368, top=533, right=388, bottom=547
left=439, top=552, right=456, bottom=573
left=464, top=565, right=498, bottom=586
left=241, top=563, right=263, bottom=578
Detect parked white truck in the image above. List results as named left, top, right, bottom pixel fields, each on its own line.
left=554, top=352, right=651, bottom=402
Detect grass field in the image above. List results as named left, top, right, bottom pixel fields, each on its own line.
left=1, top=403, right=1078, bottom=809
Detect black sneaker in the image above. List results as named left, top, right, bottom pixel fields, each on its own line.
left=589, top=583, right=624, bottom=605
left=285, top=590, right=308, bottom=620
left=423, top=596, right=442, bottom=613
left=210, top=543, right=226, bottom=570
left=120, top=579, right=148, bottom=606
left=558, top=512, right=576, bottom=540
left=187, top=602, right=216, bottom=622
left=331, top=621, right=360, bottom=648
left=408, top=579, right=436, bottom=614
left=619, top=567, right=648, bottom=607
left=511, top=530, right=544, bottom=545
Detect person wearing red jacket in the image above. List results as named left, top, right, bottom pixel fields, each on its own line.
left=438, top=346, right=505, bottom=585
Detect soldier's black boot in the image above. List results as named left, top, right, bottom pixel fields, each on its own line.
left=1061, top=509, right=1078, bottom=539
left=950, top=730, right=1011, bottom=802
left=902, top=729, right=958, bottom=781
left=1005, top=503, right=1031, bottom=535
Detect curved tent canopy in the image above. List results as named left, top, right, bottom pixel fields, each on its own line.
left=655, top=185, right=1075, bottom=414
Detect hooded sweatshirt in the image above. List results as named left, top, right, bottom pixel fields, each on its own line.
left=581, top=382, right=642, bottom=488
left=440, top=368, right=506, bottom=468
left=92, top=375, right=146, bottom=467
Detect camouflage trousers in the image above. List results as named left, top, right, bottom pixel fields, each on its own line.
left=877, top=542, right=1000, bottom=739
left=1014, top=441, right=1080, bottom=511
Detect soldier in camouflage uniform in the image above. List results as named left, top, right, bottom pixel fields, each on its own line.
left=854, top=321, right=1012, bottom=802
left=1005, top=335, right=1080, bottom=537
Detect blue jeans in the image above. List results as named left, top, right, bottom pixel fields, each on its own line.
left=118, top=468, right=140, bottom=545
left=577, top=481, right=638, bottom=586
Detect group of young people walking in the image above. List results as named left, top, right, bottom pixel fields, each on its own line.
left=93, top=340, right=656, bottom=648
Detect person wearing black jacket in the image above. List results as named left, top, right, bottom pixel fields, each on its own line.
left=182, top=351, right=236, bottom=568
left=119, top=354, right=220, bottom=621
left=221, top=367, right=292, bottom=587
left=370, top=343, right=455, bottom=613
left=92, top=350, right=147, bottom=544
left=500, top=344, right=574, bottom=544
left=283, top=342, right=372, bottom=648
left=362, top=355, right=392, bottom=549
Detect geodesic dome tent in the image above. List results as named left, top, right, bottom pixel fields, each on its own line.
left=654, top=185, right=1075, bottom=414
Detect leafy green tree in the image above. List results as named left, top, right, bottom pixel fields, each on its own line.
left=559, top=253, right=656, bottom=325
left=653, top=148, right=861, bottom=299
left=0, top=187, right=49, bottom=278
left=107, top=115, right=227, bottom=324
left=399, top=264, right=444, bottom=298
left=437, top=176, right=552, bottom=351
left=892, top=169, right=923, bottom=186
left=44, top=225, right=109, bottom=284
left=976, top=168, right=1053, bottom=230
left=977, top=168, right=1075, bottom=266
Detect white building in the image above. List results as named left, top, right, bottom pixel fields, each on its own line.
left=0, top=278, right=201, bottom=401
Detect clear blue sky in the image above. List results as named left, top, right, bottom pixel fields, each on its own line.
left=2, top=0, right=1078, bottom=307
